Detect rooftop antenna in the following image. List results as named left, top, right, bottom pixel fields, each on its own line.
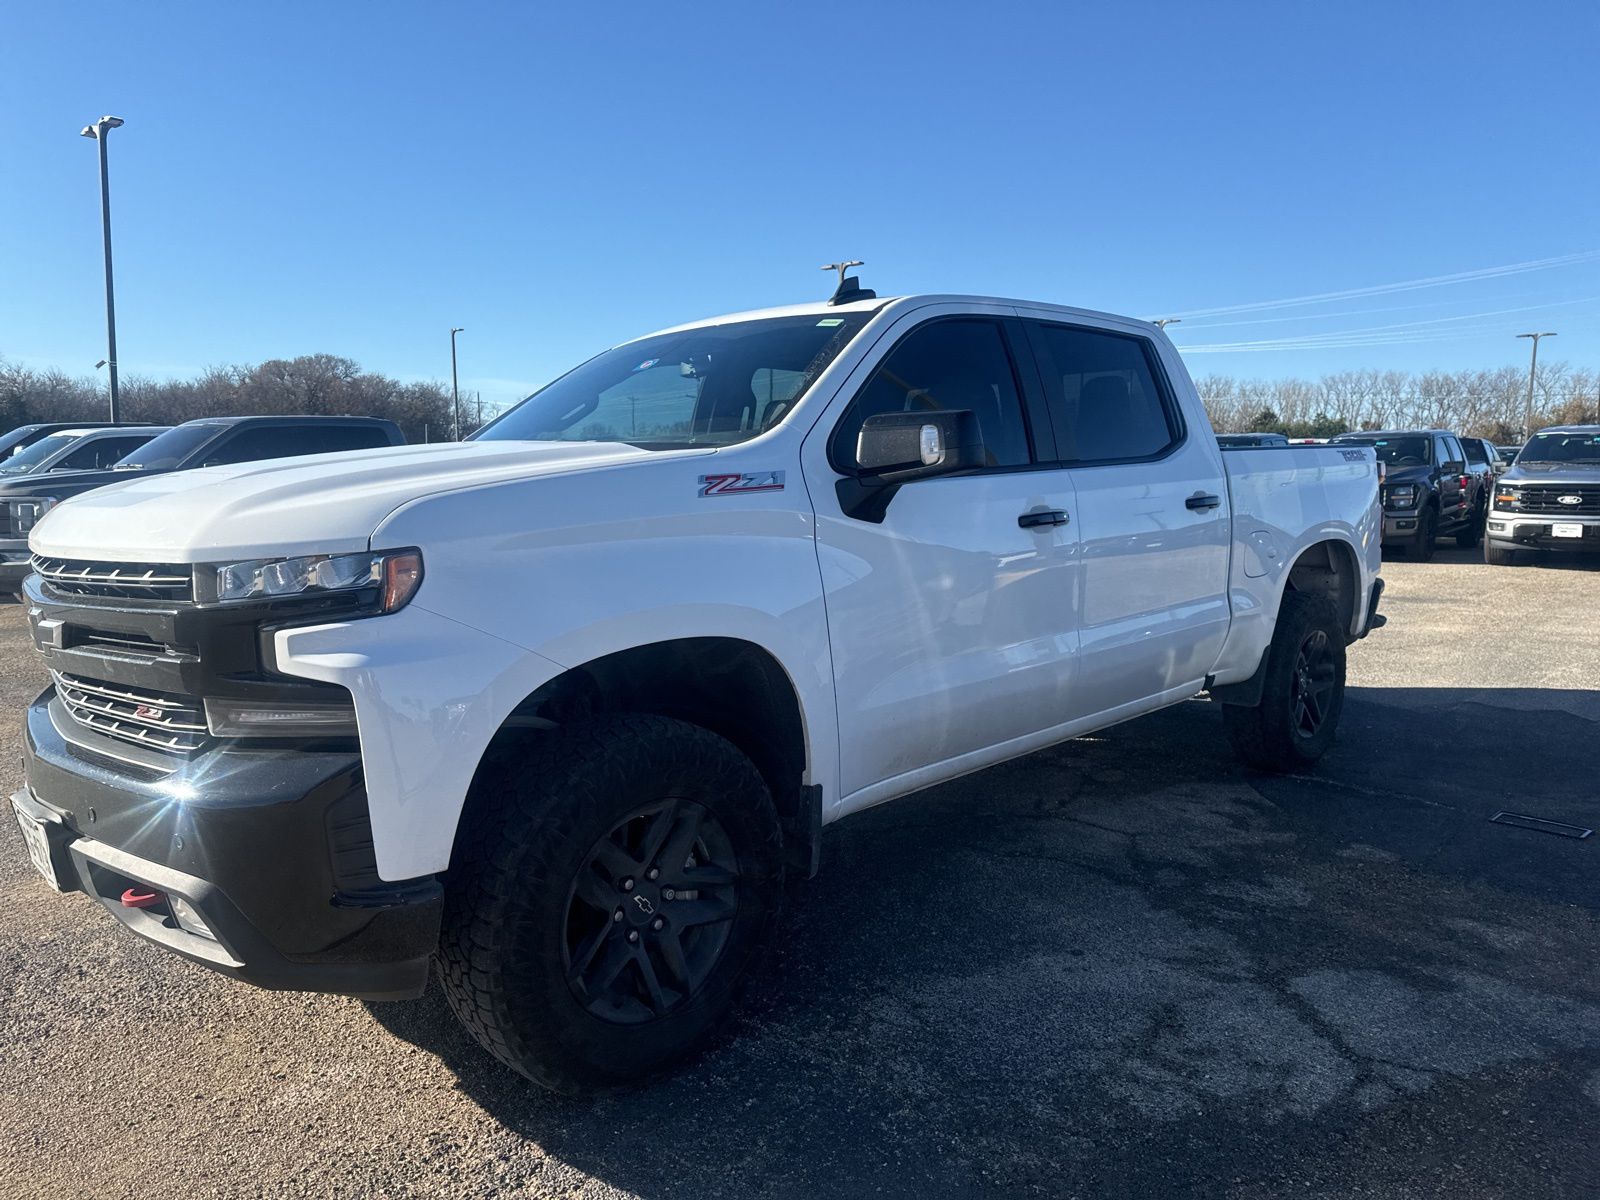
left=821, top=259, right=875, bottom=306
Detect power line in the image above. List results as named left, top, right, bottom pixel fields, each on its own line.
left=1154, top=251, right=1600, bottom=321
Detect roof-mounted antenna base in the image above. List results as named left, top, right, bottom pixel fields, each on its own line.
left=822, top=260, right=876, bottom=306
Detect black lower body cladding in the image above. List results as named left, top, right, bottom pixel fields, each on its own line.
left=17, top=688, right=442, bottom=999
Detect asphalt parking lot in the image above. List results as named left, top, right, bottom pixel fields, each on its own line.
left=3, top=547, right=1598, bottom=1199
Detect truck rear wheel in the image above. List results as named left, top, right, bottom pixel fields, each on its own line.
left=1224, top=591, right=1346, bottom=773
left=438, top=714, right=784, bottom=1093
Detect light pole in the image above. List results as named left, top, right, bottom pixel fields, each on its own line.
left=450, top=327, right=465, bottom=439
left=1154, top=318, right=1181, bottom=331
left=80, top=115, right=125, bottom=422
left=1516, top=331, right=1556, bottom=439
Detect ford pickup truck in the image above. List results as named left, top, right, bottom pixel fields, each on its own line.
left=1485, top=425, right=1600, bottom=563
left=10, top=291, right=1383, bottom=1092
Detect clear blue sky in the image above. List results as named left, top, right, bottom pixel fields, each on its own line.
left=3, top=1, right=1595, bottom=414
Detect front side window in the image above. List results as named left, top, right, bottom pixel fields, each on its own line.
left=1462, top=439, right=1488, bottom=465
left=59, top=435, right=153, bottom=471
left=832, top=319, right=1032, bottom=470
left=478, top=313, right=873, bottom=450
left=1029, top=324, right=1177, bottom=463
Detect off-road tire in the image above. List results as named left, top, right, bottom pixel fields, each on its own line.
left=1224, top=591, right=1347, bottom=773
left=1483, top=541, right=1520, bottom=566
left=438, top=714, right=784, bottom=1093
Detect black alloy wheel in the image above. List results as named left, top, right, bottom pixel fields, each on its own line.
left=1288, top=629, right=1337, bottom=739
left=564, top=798, right=740, bottom=1024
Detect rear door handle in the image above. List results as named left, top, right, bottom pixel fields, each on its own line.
left=1186, top=493, right=1221, bottom=511
left=1018, top=509, right=1070, bottom=529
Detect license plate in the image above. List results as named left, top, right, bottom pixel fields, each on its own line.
left=1552, top=523, right=1584, bottom=539
left=12, top=803, right=62, bottom=891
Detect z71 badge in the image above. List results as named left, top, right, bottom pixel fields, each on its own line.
left=698, top=471, right=785, bottom=497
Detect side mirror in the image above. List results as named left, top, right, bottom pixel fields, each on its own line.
left=836, top=410, right=986, bottom=522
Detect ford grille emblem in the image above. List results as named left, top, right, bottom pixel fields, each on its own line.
left=1558, top=495, right=1583, bottom=505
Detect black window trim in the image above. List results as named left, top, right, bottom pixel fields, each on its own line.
left=825, top=314, right=1048, bottom=479
left=1019, top=317, right=1190, bottom=470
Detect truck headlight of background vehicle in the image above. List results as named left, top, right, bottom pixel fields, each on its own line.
left=1494, top=486, right=1522, bottom=510
left=1383, top=484, right=1417, bottom=509
left=11, top=497, right=58, bottom=533
left=202, top=548, right=423, bottom=610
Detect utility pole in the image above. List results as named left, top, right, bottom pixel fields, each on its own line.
left=1154, top=318, right=1182, bottom=331
left=450, top=327, right=465, bottom=439
left=1516, top=331, right=1556, bottom=439
left=80, top=115, right=125, bottom=422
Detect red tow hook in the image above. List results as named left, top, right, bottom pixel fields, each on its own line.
left=120, top=887, right=164, bottom=909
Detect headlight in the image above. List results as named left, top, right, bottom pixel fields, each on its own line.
left=1494, top=487, right=1521, bottom=510
left=12, top=498, right=58, bottom=534
left=1385, top=484, right=1417, bottom=509
left=204, top=696, right=358, bottom=737
left=207, top=548, right=423, bottom=611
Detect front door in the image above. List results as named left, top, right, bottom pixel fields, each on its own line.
left=805, top=311, right=1081, bottom=805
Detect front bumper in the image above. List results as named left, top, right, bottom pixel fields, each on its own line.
left=1380, top=511, right=1421, bottom=541
left=1486, top=511, right=1600, bottom=553
left=0, top=544, right=30, bottom=591
left=13, top=687, right=442, bottom=999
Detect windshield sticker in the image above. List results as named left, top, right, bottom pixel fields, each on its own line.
left=632, top=358, right=660, bottom=372
left=816, top=318, right=845, bottom=327
left=698, top=471, right=785, bottom=497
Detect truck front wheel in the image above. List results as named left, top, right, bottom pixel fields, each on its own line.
left=1223, top=591, right=1347, bottom=773
left=438, top=714, right=784, bottom=1092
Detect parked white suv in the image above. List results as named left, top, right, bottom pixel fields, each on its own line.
left=12, top=291, right=1383, bottom=1091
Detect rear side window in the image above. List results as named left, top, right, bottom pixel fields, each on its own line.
left=201, top=424, right=390, bottom=466
left=1027, top=323, right=1177, bottom=463
left=834, top=319, right=1032, bottom=469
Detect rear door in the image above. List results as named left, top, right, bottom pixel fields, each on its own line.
left=1022, top=317, right=1232, bottom=721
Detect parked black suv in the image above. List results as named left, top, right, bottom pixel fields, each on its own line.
left=0, top=415, right=406, bottom=592
left=1330, top=429, right=1480, bottom=559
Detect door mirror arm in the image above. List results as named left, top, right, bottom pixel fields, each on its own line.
left=835, top=410, right=987, bottom=523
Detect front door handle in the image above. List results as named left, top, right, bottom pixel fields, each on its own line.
left=1186, top=492, right=1222, bottom=511
left=1018, top=509, right=1070, bottom=529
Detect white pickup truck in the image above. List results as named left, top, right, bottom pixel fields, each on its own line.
left=12, top=289, right=1383, bottom=1091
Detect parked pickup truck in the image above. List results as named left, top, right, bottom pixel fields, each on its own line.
left=0, top=415, right=404, bottom=593
left=1485, top=425, right=1600, bottom=564
left=10, top=292, right=1383, bottom=1092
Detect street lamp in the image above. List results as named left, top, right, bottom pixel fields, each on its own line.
left=1154, top=318, right=1182, bottom=331
left=1516, top=331, right=1556, bottom=439
left=450, top=328, right=466, bottom=440
left=80, top=115, right=125, bottom=422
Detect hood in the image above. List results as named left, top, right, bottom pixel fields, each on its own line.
left=1501, top=460, right=1600, bottom=485
left=0, top=467, right=159, bottom=499
left=30, top=440, right=710, bottom=563
left=1382, top=464, right=1433, bottom=486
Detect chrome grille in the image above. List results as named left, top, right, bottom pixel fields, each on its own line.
left=1516, top=486, right=1600, bottom=515
left=52, top=670, right=208, bottom=754
left=31, top=555, right=194, bottom=601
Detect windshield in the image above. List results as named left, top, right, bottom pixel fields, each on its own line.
left=476, top=313, right=874, bottom=449
left=1517, top=431, right=1600, bottom=464
left=0, top=433, right=77, bottom=474
left=1337, top=435, right=1430, bottom=466
left=0, top=427, right=44, bottom=459
left=114, top=424, right=223, bottom=470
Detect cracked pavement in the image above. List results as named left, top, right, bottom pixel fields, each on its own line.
left=2, top=544, right=1598, bottom=1198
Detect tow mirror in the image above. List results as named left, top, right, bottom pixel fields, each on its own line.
left=836, top=410, right=986, bottom=522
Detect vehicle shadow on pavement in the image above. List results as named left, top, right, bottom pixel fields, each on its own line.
left=370, top=686, right=1600, bottom=1199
